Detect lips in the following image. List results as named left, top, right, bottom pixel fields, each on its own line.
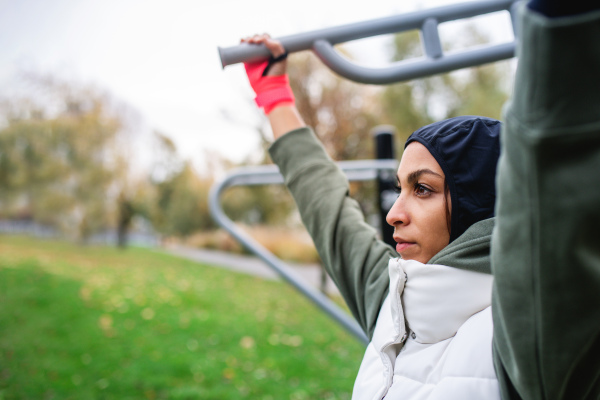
left=396, top=242, right=415, bottom=253
left=394, top=237, right=416, bottom=253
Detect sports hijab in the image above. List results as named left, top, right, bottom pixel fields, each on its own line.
left=405, top=116, right=501, bottom=242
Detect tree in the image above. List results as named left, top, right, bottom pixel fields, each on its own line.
left=288, top=52, right=381, bottom=161
left=0, top=74, right=131, bottom=241
left=380, top=27, right=510, bottom=150
left=443, top=26, right=511, bottom=119
left=146, top=131, right=216, bottom=237
left=116, top=191, right=135, bottom=248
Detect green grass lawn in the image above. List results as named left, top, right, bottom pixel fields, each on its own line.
left=0, top=235, right=365, bottom=400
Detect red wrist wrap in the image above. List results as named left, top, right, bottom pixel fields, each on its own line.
left=244, top=60, right=295, bottom=114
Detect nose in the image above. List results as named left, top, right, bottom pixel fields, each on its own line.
left=386, top=194, right=409, bottom=227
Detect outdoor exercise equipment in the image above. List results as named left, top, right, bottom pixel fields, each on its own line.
left=219, top=0, right=520, bottom=84
left=213, top=0, right=522, bottom=344
left=210, top=160, right=397, bottom=345
left=373, top=126, right=398, bottom=249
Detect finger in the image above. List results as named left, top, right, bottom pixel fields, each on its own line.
left=240, top=35, right=261, bottom=43
left=251, top=34, right=269, bottom=42
left=263, top=37, right=285, bottom=58
left=241, top=35, right=259, bottom=44
left=240, top=34, right=285, bottom=58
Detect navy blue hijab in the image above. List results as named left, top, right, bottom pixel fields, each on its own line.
left=405, top=116, right=501, bottom=242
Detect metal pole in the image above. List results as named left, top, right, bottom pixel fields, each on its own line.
left=209, top=160, right=398, bottom=345
left=373, top=126, right=397, bottom=248
left=218, top=0, right=521, bottom=85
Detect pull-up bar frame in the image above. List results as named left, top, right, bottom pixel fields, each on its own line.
left=209, top=160, right=398, bottom=345
left=219, top=0, right=521, bottom=84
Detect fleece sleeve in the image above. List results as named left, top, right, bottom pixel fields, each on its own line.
left=491, top=5, right=600, bottom=400
left=269, top=127, right=394, bottom=339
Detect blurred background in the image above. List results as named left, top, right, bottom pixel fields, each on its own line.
left=0, top=0, right=515, bottom=398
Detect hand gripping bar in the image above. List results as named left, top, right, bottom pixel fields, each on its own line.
left=218, top=0, right=521, bottom=84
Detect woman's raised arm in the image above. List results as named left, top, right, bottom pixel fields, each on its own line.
left=240, top=34, right=395, bottom=338
left=240, top=34, right=305, bottom=139
left=491, top=3, right=600, bottom=398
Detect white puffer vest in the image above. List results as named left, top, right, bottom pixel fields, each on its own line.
left=352, top=257, right=499, bottom=400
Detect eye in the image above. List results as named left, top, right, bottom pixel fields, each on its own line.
left=414, top=183, right=432, bottom=196
left=393, top=183, right=401, bottom=194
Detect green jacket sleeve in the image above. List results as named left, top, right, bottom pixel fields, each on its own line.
left=269, top=128, right=394, bottom=339
left=491, top=6, right=600, bottom=399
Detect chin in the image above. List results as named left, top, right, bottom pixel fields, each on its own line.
left=399, top=252, right=418, bottom=262
left=401, top=253, right=430, bottom=264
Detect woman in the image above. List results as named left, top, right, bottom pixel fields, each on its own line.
left=240, top=1, right=600, bottom=398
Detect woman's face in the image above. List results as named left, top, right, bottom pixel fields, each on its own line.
left=386, top=142, right=451, bottom=263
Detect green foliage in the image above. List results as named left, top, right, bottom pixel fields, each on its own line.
left=221, top=185, right=296, bottom=226
left=151, top=161, right=215, bottom=236
left=444, top=62, right=510, bottom=119
left=381, top=30, right=436, bottom=142
left=145, top=130, right=217, bottom=236
left=0, top=76, right=129, bottom=240
left=380, top=27, right=510, bottom=152
left=0, top=235, right=364, bottom=399
left=289, top=52, right=379, bottom=162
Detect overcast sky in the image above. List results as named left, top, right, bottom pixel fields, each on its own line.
left=0, top=0, right=515, bottom=174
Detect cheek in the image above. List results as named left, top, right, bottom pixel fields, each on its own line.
left=420, top=198, right=451, bottom=251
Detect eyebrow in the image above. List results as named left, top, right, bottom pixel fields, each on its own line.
left=397, top=168, right=444, bottom=186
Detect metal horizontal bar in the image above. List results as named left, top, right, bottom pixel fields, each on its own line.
left=313, top=40, right=515, bottom=85
left=221, top=160, right=398, bottom=187
left=219, top=0, right=520, bottom=76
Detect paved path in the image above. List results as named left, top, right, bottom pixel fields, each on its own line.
left=164, top=245, right=340, bottom=295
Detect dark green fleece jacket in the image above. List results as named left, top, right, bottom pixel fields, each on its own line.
left=491, top=6, right=600, bottom=400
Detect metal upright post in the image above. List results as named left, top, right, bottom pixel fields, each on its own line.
left=372, top=126, right=397, bottom=248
